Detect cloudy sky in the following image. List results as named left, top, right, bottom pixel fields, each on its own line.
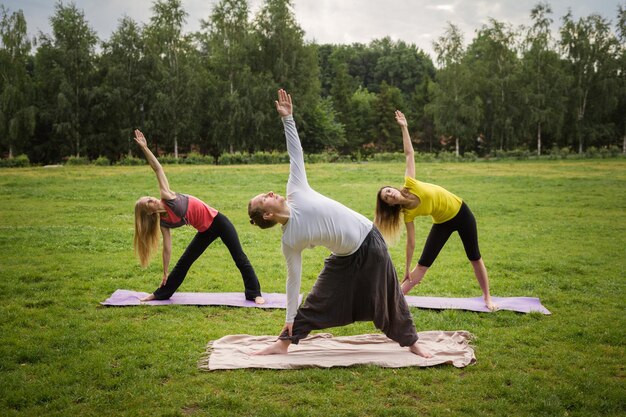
left=5, top=0, right=624, bottom=58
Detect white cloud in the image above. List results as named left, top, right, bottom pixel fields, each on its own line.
left=427, top=4, right=455, bottom=13
left=4, top=0, right=623, bottom=60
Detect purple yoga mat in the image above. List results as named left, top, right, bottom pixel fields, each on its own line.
left=101, top=289, right=301, bottom=309
left=102, top=290, right=550, bottom=314
left=404, top=295, right=551, bottom=314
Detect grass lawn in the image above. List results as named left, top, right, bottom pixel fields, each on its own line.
left=0, top=159, right=624, bottom=416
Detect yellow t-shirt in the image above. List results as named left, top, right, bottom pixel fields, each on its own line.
left=401, top=177, right=463, bottom=224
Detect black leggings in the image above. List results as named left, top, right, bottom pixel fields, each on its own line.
left=418, top=202, right=482, bottom=268
left=153, top=212, right=262, bottom=300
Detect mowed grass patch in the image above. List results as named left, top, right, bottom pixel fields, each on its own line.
left=0, top=160, right=624, bottom=416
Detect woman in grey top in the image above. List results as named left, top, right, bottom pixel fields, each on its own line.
left=247, top=89, right=431, bottom=358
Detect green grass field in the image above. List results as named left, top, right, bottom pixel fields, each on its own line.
left=1, top=159, right=625, bottom=416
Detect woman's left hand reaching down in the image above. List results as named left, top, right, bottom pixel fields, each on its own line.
left=138, top=272, right=167, bottom=302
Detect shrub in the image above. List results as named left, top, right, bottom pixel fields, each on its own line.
left=249, top=151, right=289, bottom=164
left=603, top=145, right=622, bottom=158
left=103, top=145, right=624, bottom=167
left=613, top=146, right=624, bottom=157
left=218, top=151, right=292, bottom=165
left=511, top=149, right=531, bottom=160
left=158, top=154, right=179, bottom=164
left=93, top=156, right=110, bottom=166
left=336, top=154, right=353, bottom=163
left=370, top=152, right=404, bottom=162
left=117, top=155, right=144, bottom=166
left=65, top=156, right=90, bottom=166
left=415, top=153, right=436, bottom=162
left=305, top=153, right=332, bottom=163
left=0, top=154, right=30, bottom=167
left=218, top=152, right=249, bottom=165
left=489, top=149, right=531, bottom=160
left=585, top=146, right=599, bottom=158
left=247, top=152, right=267, bottom=164
left=462, top=151, right=479, bottom=162
left=438, top=151, right=459, bottom=162
left=181, top=152, right=213, bottom=165
left=494, top=149, right=508, bottom=159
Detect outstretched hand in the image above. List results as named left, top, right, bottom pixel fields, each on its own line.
left=134, top=129, right=148, bottom=148
left=140, top=293, right=156, bottom=302
left=281, top=322, right=293, bottom=337
left=395, top=110, right=408, bottom=127
left=275, top=89, right=293, bottom=117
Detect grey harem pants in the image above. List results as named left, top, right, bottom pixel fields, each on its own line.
left=280, top=227, right=419, bottom=347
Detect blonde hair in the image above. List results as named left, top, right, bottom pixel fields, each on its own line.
left=134, top=197, right=161, bottom=267
left=374, top=186, right=407, bottom=245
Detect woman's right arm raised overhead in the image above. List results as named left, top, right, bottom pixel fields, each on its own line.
left=395, top=110, right=415, bottom=179
left=395, top=110, right=417, bottom=283
left=133, top=129, right=176, bottom=201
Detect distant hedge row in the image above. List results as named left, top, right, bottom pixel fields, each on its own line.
left=1, top=146, right=624, bottom=168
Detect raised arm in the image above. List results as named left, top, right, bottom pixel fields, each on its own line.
left=395, top=110, right=415, bottom=179
left=275, top=88, right=293, bottom=118
left=276, top=89, right=309, bottom=190
left=134, top=129, right=175, bottom=200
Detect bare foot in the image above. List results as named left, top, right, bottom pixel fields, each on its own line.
left=252, top=339, right=290, bottom=355
left=409, top=342, right=433, bottom=358
left=254, top=296, right=266, bottom=305
left=485, top=298, right=498, bottom=312
left=140, top=293, right=156, bottom=302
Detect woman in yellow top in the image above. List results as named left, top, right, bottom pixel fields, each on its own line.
left=374, top=110, right=496, bottom=311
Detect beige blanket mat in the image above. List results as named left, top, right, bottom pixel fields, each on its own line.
left=200, top=331, right=475, bottom=370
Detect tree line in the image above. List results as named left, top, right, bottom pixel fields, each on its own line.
left=0, top=0, right=624, bottom=165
